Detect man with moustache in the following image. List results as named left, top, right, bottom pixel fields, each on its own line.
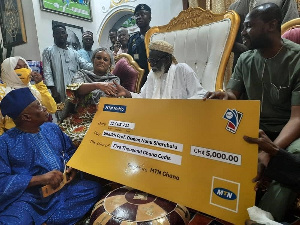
left=205, top=3, right=300, bottom=221
left=114, top=40, right=207, bottom=99
left=0, top=88, right=101, bottom=224
left=128, top=4, right=151, bottom=87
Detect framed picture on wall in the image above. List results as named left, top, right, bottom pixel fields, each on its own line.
left=52, top=20, right=83, bottom=51
left=40, top=0, right=92, bottom=21
left=0, top=0, right=27, bottom=48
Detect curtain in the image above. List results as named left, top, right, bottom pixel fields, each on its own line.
left=205, top=0, right=300, bottom=14
left=206, top=0, right=235, bottom=13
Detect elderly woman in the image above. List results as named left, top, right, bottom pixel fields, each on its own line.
left=60, top=47, right=120, bottom=146
left=0, top=56, right=57, bottom=135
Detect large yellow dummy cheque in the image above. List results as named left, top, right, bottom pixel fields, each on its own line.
left=68, top=98, right=260, bottom=224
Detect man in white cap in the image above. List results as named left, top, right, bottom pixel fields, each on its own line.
left=114, top=40, right=207, bottom=99
left=77, top=30, right=94, bottom=63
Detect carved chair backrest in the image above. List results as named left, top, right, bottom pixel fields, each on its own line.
left=145, top=7, right=240, bottom=91
left=113, top=53, right=144, bottom=93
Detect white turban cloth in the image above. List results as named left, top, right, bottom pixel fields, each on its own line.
left=1, top=56, right=41, bottom=101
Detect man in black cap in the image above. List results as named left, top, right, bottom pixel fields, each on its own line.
left=0, top=88, right=102, bottom=224
left=128, top=4, right=151, bottom=87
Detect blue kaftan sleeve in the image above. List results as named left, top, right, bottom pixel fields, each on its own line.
left=0, top=137, right=32, bottom=212
left=54, top=124, right=77, bottom=162
left=76, top=51, right=93, bottom=71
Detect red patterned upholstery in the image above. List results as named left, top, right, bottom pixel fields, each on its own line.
left=113, top=57, right=139, bottom=92
left=282, top=28, right=300, bottom=44
left=90, top=186, right=190, bottom=225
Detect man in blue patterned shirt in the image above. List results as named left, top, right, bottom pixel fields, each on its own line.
left=0, top=88, right=101, bottom=225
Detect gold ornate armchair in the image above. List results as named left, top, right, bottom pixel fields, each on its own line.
left=113, top=53, right=144, bottom=93
left=145, top=7, right=240, bottom=91
left=281, top=18, right=300, bottom=35
left=281, top=18, right=300, bottom=46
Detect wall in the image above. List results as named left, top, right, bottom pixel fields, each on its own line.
left=31, top=0, right=101, bottom=59
left=5, top=0, right=183, bottom=60
left=98, top=0, right=183, bottom=48
left=0, top=0, right=40, bottom=61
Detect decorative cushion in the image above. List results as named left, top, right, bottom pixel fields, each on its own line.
left=90, top=186, right=190, bottom=224
left=282, top=28, right=300, bottom=45
left=113, top=58, right=139, bottom=92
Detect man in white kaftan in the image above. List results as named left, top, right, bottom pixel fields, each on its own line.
left=115, top=40, right=207, bottom=99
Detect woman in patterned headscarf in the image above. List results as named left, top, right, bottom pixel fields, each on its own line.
left=0, top=56, right=57, bottom=134
left=59, top=47, right=120, bottom=147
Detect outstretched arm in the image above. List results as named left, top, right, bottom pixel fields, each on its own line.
left=32, top=72, right=57, bottom=114
left=204, top=89, right=240, bottom=100
left=77, top=82, right=117, bottom=96
left=244, top=130, right=279, bottom=157
left=244, top=130, right=300, bottom=190
left=113, top=80, right=132, bottom=98
left=273, top=105, right=300, bottom=149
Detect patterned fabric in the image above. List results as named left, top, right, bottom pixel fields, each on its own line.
left=90, top=186, right=190, bottom=225
left=59, top=69, right=120, bottom=147
left=0, top=81, right=56, bottom=135
left=149, top=40, right=174, bottom=55
left=42, top=45, right=93, bottom=103
left=0, top=122, right=102, bottom=224
left=77, top=48, right=93, bottom=63
left=0, top=56, right=56, bottom=114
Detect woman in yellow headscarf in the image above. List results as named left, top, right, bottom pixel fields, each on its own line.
left=0, top=56, right=57, bottom=134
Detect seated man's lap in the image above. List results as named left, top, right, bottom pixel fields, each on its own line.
left=64, top=178, right=102, bottom=201
left=0, top=202, right=34, bottom=225
left=0, top=178, right=102, bottom=225
left=258, top=138, right=300, bottom=221
left=46, top=178, right=102, bottom=225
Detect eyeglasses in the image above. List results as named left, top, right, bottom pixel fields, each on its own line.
left=147, top=55, right=168, bottom=65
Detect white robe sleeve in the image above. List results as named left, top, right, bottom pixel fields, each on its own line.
left=174, top=63, right=207, bottom=99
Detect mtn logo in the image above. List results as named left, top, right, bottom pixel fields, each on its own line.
left=213, top=188, right=237, bottom=200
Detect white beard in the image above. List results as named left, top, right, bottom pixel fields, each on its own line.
left=153, top=65, right=166, bottom=78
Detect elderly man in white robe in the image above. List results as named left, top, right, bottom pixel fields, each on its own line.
left=114, top=40, right=207, bottom=99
